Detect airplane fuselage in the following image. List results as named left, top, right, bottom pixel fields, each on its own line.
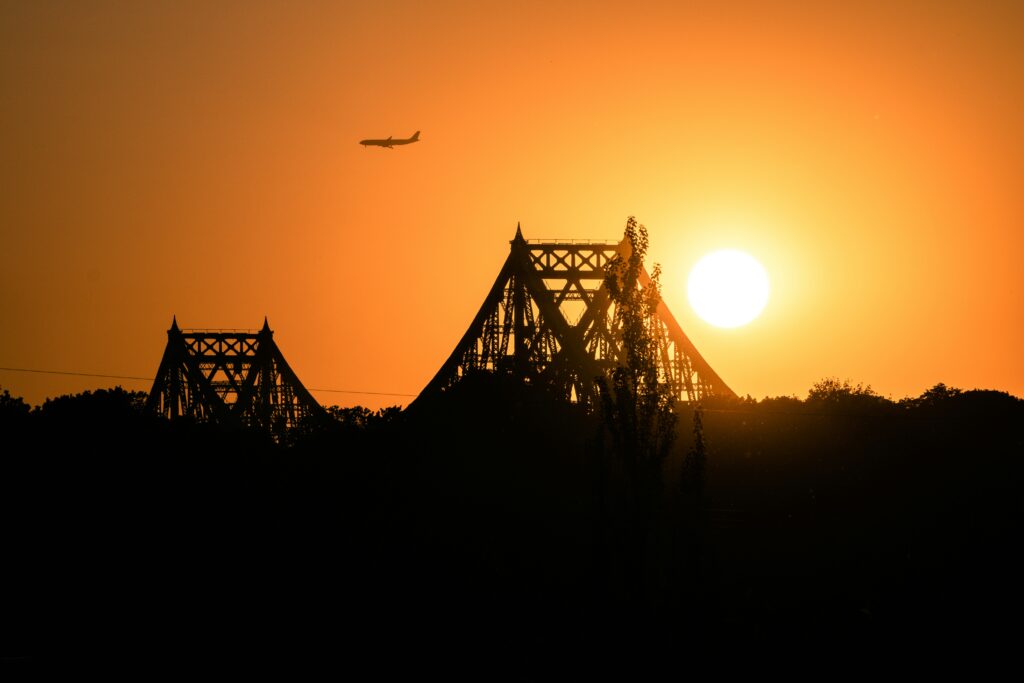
left=360, top=131, right=420, bottom=148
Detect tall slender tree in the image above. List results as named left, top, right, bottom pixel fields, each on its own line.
left=597, top=216, right=678, bottom=491
left=595, top=218, right=679, bottom=604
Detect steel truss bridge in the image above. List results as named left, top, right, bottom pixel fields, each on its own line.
left=146, top=317, right=324, bottom=435
left=415, top=224, right=735, bottom=408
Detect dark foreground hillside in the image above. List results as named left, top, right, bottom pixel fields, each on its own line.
left=1, top=379, right=1022, bottom=668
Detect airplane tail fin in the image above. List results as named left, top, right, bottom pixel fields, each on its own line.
left=411, top=131, right=420, bottom=141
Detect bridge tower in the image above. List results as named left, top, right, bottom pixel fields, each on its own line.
left=416, top=224, right=736, bottom=408
left=146, top=317, right=324, bottom=434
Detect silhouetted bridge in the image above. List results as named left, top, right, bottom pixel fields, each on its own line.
left=146, top=316, right=324, bottom=436
left=414, top=224, right=734, bottom=408
left=147, top=224, right=735, bottom=432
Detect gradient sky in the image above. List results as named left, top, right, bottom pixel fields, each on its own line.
left=2, top=1, right=1022, bottom=409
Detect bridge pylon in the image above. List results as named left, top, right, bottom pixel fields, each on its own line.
left=146, top=317, right=324, bottom=435
left=415, top=224, right=736, bottom=408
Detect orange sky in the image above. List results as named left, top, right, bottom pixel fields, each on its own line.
left=2, top=1, right=1022, bottom=409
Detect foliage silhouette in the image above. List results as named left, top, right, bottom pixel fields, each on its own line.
left=681, top=407, right=707, bottom=502
left=0, top=386, right=30, bottom=421
left=596, top=217, right=678, bottom=491
left=591, top=217, right=679, bottom=606
left=808, top=376, right=877, bottom=401
left=903, top=382, right=962, bottom=407
left=1, top=376, right=1022, bottom=664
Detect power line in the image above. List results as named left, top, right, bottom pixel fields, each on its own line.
left=307, top=387, right=416, bottom=397
left=0, top=367, right=152, bottom=382
left=0, top=366, right=417, bottom=398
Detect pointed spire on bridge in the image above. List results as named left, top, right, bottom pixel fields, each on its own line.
left=170, top=315, right=179, bottom=333
left=261, top=316, right=272, bottom=335
left=512, top=221, right=525, bottom=244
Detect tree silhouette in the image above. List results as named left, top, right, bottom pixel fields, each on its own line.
left=807, top=377, right=876, bottom=402
left=594, top=217, right=678, bottom=601
left=597, top=217, right=678, bottom=481
left=807, top=376, right=891, bottom=412
left=680, top=406, right=706, bottom=504
left=0, top=386, right=30, bottom=421
left=899, top=382, right=962, bottom=410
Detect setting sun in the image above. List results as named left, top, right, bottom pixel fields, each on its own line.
left=687, top=250, right=770, bottom=328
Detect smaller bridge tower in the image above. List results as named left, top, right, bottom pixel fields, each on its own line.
left=146, top=317, right=324, bottom=434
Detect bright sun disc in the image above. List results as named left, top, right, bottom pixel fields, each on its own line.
left=688, top=250, right=770, bottom=328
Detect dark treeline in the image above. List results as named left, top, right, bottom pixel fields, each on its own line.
left=1, top=377, right=1022, bottom=666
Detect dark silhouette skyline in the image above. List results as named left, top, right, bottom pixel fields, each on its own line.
left=3, top=376, right=1022, bottom=665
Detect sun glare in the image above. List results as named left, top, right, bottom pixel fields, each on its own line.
left=687, top=250, right=770, bottom=328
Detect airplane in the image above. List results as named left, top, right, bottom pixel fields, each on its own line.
left=359, top=131, right=420, bottom=148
